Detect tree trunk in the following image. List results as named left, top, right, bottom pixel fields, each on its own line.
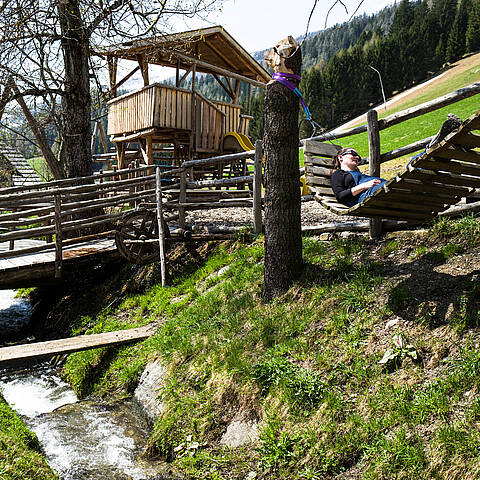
left=58, top=0, right=93, bottom=178
left=262, top=38, right=303, bottom=299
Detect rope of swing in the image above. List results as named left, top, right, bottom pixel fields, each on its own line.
left=272, top=72, right=324, bottom=137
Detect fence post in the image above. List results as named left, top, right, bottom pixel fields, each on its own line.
left=367, top=109, right=383, bottom=239
left=253, top=140, right=263, bottom=234
left=9, top=208, right=16, bottom=250
left=156, top=167, right=167, bottom=287
left=54, top=194, right=62, bottom=278
left=178, top=172, right=187, bottom=228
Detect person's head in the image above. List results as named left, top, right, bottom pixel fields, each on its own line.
left=334, top=148, right=361, bottom=171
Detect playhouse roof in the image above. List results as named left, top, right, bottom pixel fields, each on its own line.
left=102, top=26, right=271, bottom=85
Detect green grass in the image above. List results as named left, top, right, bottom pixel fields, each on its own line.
left=56, top=215, right=480, bottom=479
left=0, top=394, right=58, bottom=480
left=26, top=156, right=52, bottom=181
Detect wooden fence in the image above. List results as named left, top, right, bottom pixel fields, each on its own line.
left=0, top=142, right=264, bottom=276
left=304, top=81, right=480, bottom=237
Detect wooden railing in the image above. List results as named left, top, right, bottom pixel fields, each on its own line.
left=107, top=84, right=193, bottom=136
left=0, top=142, right=264, bottom=276
left=0, top=165, right=176, bottom=274
left=302, top=81, right=480, bottom=238
left=307, top=81, right=480, bottom=164
left=213, top=101, right=251, bottom=136
left=108, top=83, right=252, bottom=151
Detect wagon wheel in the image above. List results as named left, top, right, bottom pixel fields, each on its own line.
left=115, top=209, right=170, bottom=264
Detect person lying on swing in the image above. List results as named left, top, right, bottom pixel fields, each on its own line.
left=330, top=148, right=387, bottom=207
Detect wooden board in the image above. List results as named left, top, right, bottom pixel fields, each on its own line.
left=305, top=175, right=331, bottom=187
left=305, top=156, right=335, bottom=168
left=393, top=177, right=472, bottom=196
left=0, top=325, right=155, bottom=366
left=305, top=165, right=333, bottom=177
left=416, top=158, right=480, bottom=177
left=405, top=168, right=480, bottom=188
left=452, top=132, right=480, bottom=148
left=303, top=140, right=341, bottom=156
left=434, top=145, right=480, bottom=164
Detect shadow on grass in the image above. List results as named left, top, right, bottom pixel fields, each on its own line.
left=385, top=254, right=480, bottom=330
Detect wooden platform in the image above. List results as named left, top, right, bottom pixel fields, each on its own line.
left=0, top=238, right=119, bottom=289
left=0, top=324, right=155, bottom=366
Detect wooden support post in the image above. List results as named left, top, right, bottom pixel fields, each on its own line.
left=146, top=136, right=153, bottom=165
left=54, top=195, right=63, bottom=279
left=9, top=208, right=16, bottom=250
left=137, top=55, right=149, bottom=86
left=253, top=140, right=263, bottom=234
left=233, top=79, right=240, bottom=104
left=117, top=142, right=126, bottom=170
left=107, top=56, right=118, bottom=98
left=178, top=172, right=187, bottom=228
left=190, top=64, right=197, bottom=154
left=156, top=167, right=167, bottom=287
left=91, top=121, right=98, bottom=153
left=98, top=121, right=108, bottom=154
left=367, top=109, right=382, bottom=239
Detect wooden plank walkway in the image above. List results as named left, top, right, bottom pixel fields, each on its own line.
left=0, top=324, right=155, bottom=366
left=0, top=238, right=118, bottom=289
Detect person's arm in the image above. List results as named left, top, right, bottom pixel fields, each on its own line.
left=331, top=171, right=355, bottom=204
left=350, top=178, right=382, bottom=196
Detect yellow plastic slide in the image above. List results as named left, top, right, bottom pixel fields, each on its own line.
left=223, top=132, right=255, bottom=153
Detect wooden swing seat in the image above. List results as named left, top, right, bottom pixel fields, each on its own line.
left=304, top=110, right=480, bottom=222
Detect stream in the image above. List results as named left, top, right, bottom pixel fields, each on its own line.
left=0, top=290, right=172, bottom=480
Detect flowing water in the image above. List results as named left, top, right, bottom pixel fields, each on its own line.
left=0, top=290, right=172, bottom=480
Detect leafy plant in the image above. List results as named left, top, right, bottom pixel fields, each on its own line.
left=379, top=334, right=419, bottom=369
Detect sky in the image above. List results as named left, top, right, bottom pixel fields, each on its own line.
left=173, top=0, right=395, bottom=53
left=122, top=0, right=395, bottom=84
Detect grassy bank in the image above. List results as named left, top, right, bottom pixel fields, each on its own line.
left=60, top=214, right=480, bottom=479
left=0, top=393, right=57, bottom=480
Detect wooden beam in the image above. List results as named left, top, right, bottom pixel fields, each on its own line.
left=108, top=65, right=140, bottom=95
left=107, top=56, right=118, bottom=97
left=165, top=49, right=266, bottom=89
left=213, top=73, right=234, bottom=99
left=367, top=109, right=382, bottom=238
left=0, top=325, right=155, bottom=366
left=204, top=41, right=239, bottom=72
left=137, top=54, right=149, bottom=86
left=310, top=83, right=480, bottom=143
left=232, top=79, right=240, bottom=104
left=12, top=83, right=65, bottom=179
left=378, top=83, right=480, bottom=131
left=97, top=121, right=108, bottom=154
left=380, top=136, right=433, bottom=163
left=178, top=66, right=193, bottom=87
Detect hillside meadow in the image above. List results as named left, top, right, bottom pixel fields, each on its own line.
left=56, top=213, right=480, bottom=480
left=325, top=52, right=480, bottom=177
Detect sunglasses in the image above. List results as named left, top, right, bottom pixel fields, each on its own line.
left=342, top=150, right=360, bottom=157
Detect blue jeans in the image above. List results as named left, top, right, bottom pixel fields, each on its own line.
left=350, top=170, right=386, bottom=204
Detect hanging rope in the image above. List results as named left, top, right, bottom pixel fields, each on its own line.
left=272, top=72, right=324, bottom=137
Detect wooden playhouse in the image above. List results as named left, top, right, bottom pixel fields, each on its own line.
left=103, top=26, right=270, bottom=170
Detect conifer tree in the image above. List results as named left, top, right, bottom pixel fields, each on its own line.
left=446, top=0, right=472, bottom=62
left=466, top=0, right=480, bottom=52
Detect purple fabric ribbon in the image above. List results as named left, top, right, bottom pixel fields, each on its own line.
left=272, top=72, right=311, bottom=119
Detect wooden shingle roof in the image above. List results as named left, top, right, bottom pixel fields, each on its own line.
left=0, top=143, right=43, bottom=186
left=102, top=26, right=271, bottom=85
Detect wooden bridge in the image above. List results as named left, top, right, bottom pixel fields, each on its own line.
left=0, top=148, right=263, bottom=290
